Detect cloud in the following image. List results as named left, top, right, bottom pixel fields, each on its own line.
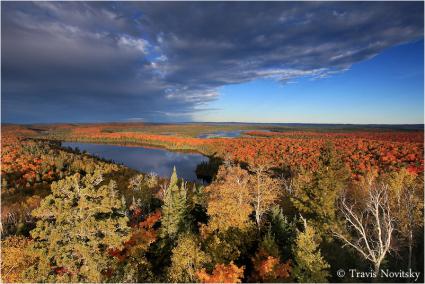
left=1, top=1, right=423, bottom=123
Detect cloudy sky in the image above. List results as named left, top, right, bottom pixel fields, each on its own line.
left=2, top=1, right=424, bottom=124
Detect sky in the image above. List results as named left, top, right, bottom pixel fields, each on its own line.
left=1, top=1, right=424, bottom=124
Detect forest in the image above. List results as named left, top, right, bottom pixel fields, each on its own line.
left=1, top=123, right=424, bottom=283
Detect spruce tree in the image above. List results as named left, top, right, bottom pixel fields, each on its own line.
left=268, top=205, right=296, bottom=258
left=160, top=166, right=188, bottom=239
left=24, top=171, right=130, bottom=282
left=291, top=142, right=349, bottom=236
left=292, top=216, right=330, bottom=283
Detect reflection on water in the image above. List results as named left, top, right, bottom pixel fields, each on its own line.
left=62, top=142, right=209, bottom=183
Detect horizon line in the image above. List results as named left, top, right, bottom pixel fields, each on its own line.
left=1, top=121, right=424, bottom=127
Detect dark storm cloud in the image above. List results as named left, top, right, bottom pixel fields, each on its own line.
left=2, top=1, right=423, bottom=123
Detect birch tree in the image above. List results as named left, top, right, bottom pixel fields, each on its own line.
left=334, top=183, right=394, bottom=276
left=249, top=163, right=281, bottom=230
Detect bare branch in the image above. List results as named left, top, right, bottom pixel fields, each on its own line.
left=334, top=182, right=394, bottom=274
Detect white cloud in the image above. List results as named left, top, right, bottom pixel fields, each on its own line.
left=118, top=35, right=149, bottom=53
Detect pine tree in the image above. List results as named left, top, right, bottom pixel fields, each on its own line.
left=292, top=216, right=330, bottom=283
left=160, top=166, right=188, bottom=239
left=291, top=142, right=349, bottom=236
left=24, top=171, right=130, bottom=282
left=267, top=205, right=296, bottom=258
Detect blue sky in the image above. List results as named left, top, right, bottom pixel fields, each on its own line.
left=198, top=40, right=424, bottom=124
left=2, top=2, right=424, bottom=124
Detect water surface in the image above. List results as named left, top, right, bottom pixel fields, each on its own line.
left=197, top=130, right=245, bottom=138
left=62, top=142, right=209, bottom=183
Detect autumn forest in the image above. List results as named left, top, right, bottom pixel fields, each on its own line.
left=1, top=123, right=423, bottom=283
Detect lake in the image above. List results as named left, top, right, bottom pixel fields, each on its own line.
left=62, top=142, right=209, bottom=183
left=197, top=130, right=245, bottom=138
left=197, top=129, right=272, bottom=138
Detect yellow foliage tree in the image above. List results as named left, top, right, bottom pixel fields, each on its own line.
left=248, top=163, right=281, bottom=229
left=204, top=165, right=253, bottom=233
left=168, top=234, right=210, bottom=283
left=386, top=168, right=424, bottom=269
left=292, top=216, right=330, bottom=283
left=1, top=236, right=36, bottom=283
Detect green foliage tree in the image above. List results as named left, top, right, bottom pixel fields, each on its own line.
left=291, top=142, right=349, bottom=236
left=292, top=216, right=330, bottom=283
left=267, top=205, right=296, bottom=259
left=24, top=171, right=130, bottom=282
left=160, top=166, right=188, bottom=239
left=188, top=183, right=206, bottom=209
left=259, top=230, right=281, bottom=258
left=168, top=233, right=210, bottom=282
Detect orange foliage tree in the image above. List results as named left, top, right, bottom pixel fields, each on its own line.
left=253, top=256, right=291, bottom=282
left=196, top=262, right=245, bottom=283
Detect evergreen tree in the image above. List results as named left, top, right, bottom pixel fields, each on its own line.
left=160, top=166, right=188, bottom=239
left=24, top=171, right=130, bottom=282
left=267, top=205, right=296, bottom=258
left=259, top=230, right=281, bottom=258
left=291, top=142, right=349, bottom=236
left=292, top=216, right=330, bottom=283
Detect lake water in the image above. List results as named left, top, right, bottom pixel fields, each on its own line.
left=197, top=129, right=272, bottom=138
left=197, top=130, right=245, bottom=138
left=62, top=142, right=209, bottom=183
